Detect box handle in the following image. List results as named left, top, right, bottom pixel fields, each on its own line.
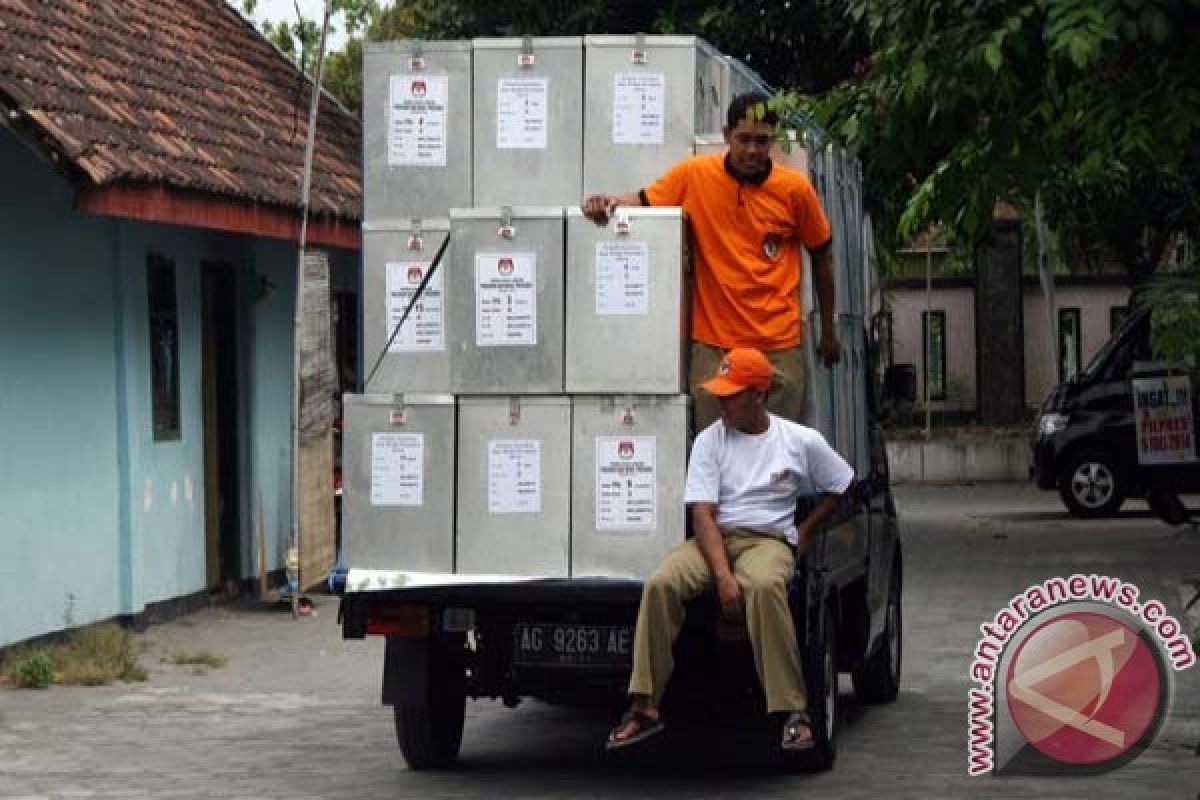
left=518, top=36, right=536, bottom=67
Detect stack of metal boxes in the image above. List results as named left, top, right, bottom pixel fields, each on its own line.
left=347, top=36, right=841, bottom=580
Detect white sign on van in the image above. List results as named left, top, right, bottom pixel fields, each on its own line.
left=370, top=432, right=424, bottom=506
left=385, top=262, right=444, bottom=351
left=595, top=241, right=650, bottom=315
left=613, top=73, right=665, bottom=144
left=1133, top=375, right=1196, bottom=465
left=496, top=78, right=548, bottom=149
left=388, top=74, right=448, bottom=166
left=488, top=439, right=542, bottom=513
left=476, top=253, right=537, bottom=346
left=595, top=436, right=656, bottom=531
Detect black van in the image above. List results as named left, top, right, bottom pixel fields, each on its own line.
left=1031, top=306, right=1200, bottom=517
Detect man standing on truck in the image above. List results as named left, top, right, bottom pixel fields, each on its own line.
left=606, top=348, right=854, bottom=751
left=582, top=92, right=840, bottom=430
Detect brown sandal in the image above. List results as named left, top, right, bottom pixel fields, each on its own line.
left=782, top=711, right=814, bottom=751
left=606, top=709, right=664, bottom=750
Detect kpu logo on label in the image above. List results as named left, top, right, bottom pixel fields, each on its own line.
left=411, top=80, right=427, bottom=97
left=407, top=266, right=423, bottom=284
left=618, top=441, right=635, bottom=460
left=967, top=575, right=1195, bottom=777
left=498, top=257, right=514, bottom=276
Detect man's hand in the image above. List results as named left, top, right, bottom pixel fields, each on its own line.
left=716, top=572, right=744, bottom=620
left=582, top=195, right=617, bottom=225
left=817, top=327, right=842, bottom=367
left=582, top=192, right=643, bottom=226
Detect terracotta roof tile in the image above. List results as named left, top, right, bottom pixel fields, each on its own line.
left=0, top=0, right=361, bottom=221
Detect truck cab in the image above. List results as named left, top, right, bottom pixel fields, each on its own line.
left=1031, top=306, right=1200, bottom=517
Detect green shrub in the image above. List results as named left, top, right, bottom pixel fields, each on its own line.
left=10, top=651, right=56, bottom=689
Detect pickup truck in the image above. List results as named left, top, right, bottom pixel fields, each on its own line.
left=338, top=376, right=903, bottom=772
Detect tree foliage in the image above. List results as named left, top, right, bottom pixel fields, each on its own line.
left=798, top=0, right=1200, bottom=283
left=237, top=0, right=864, bottom=116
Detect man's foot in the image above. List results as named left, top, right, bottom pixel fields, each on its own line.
left=605, top=708, right=664, bottom=750
left=781, top=711, right=814, bottom=751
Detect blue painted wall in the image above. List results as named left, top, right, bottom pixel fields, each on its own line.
left=0, top=125, right=357, bottom=647
left=0, top=128, right=123, bottom=642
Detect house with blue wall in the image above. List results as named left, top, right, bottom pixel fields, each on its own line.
left=0, top=0, right=361, bottom=648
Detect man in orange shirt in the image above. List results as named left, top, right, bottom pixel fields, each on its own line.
left=583, top=92, right=840, bottom=430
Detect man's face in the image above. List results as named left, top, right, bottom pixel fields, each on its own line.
left=717, top=386, right=764, bottom=432
left=723, top=119, right=774, bottom=176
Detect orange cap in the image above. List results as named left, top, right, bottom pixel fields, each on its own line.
left=700, top=348, right=774, bottom=396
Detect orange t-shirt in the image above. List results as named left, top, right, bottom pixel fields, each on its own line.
left=642, top=153, right=831, bottom=351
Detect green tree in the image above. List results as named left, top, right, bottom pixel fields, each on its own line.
left=238, top=0, right=864, bottom=116
left=795, top=0, right=1200, bottom=284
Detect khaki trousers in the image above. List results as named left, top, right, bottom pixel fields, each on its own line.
left=627, top=528, right=807, bottom=714
left=690, top=342, right=809, bottom=432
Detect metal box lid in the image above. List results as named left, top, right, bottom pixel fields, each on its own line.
left=450, top=206, right=565, bottom=221
left=346, top=393, right=456, bottom=407
left=366, top=40, right=473, bottom=54
left=361, top=217, right=451, bottom=233
left=457, top=395, right=571, bottom=408
left=584, top=34, right=715, bottom=51
left=571, top=394, right=690, bottom=409
left=473, top=36, right=584, bottom=50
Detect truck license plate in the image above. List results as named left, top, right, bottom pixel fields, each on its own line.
left=513, top=624, right=632, bottom=668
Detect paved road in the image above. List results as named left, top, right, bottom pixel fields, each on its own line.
left=2, top=485, right=1198, bottom=799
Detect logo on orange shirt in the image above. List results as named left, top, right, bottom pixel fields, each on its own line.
left=762, top=233, right=782, bottom=261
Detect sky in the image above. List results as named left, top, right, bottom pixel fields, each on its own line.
left=238, top=0, right=351, bottom=51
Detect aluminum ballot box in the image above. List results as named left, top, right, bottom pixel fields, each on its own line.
left=472, top=37, right=584, bottom=208
left=362, top=219, right=453, bottom=394
left=364, top=40, right=472, bottom=222
left=565, top=207, right=688, bottom=394
left=570, top=395, right=689, bottom=578
left=583, top=35, right=725, bottom=196
left=341, top=393, right=457, bottom=574
left=455, top=396, right=572, bottom=577
left=448, top=207, right=565, bottom=394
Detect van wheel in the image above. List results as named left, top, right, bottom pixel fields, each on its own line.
left=853, top=557, right=902, bottom=703
left=393, top=642, right=465, bottom=770
left=1059, top=449, right=1125, bottom=518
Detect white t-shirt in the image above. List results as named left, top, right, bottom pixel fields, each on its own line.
left=683, top=414, right=855, bottom=545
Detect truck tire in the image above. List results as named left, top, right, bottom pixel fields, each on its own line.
left=1058, top=448, right=1125, bottom=518
left=393, top=642, right=465, bottom=770
left=788, top=602, right=838, bottom=771
left=852, top=556, right=902, bottom=703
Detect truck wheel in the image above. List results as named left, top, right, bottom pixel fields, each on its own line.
left=788, top=603, right=838, bottom=771
left=852, top=558, right=902, bottom=703
left=1058, top=449, right=1124, bottom=518
left=393, top=643, right=465, bottom=770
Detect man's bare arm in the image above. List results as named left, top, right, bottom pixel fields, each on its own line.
left=691, top=502, right=743, bottom=617
left=795, top=489, right=848, bottom=554
left=581, top=192, right=644, bottom=225
left=811, top=247, right=842, bottom=366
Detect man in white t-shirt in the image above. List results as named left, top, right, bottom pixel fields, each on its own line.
left=606, top=348, right=854, bottom=752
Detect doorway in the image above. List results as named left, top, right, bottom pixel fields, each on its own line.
left=202, top=264, right=241, bottom=591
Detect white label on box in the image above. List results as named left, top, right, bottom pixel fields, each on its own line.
left=596, top=436, right=656, bottom=530
left=595, top=241, right=650, bottom=315
left=388, top=74, right=448, bottom=166
left=370, top=432, right=423, bottom=506
left=476, top=252, right=537, bottom=346
left=488, top=439, right=542, bottom=513
left=497, top=78, right=548, bottom=149
left=613, top=73, right=665, bottom=144
left=385, top=262, right=444, bottom=351
left=1133, top=375, right=1196, bottom=464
